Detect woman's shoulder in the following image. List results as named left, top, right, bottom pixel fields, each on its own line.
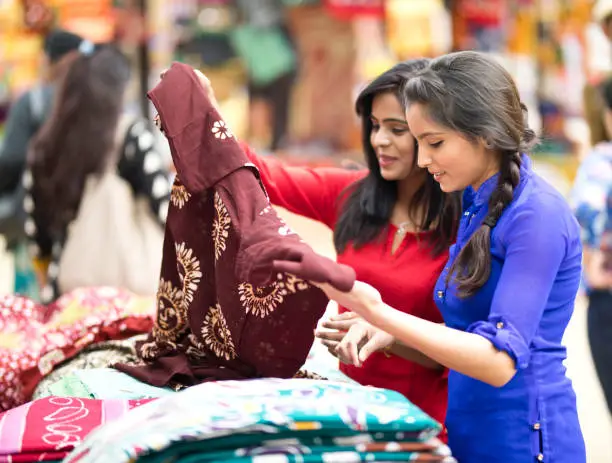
left=499, top=172, right=580, bottom=245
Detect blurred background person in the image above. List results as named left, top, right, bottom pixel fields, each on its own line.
left=571, top=74, right=612, bottom=418
left=26, top=43, right=170, bottom=304
left=232, top=0, right=298, bottom=152
left=0, top=29, right=84, bottom=299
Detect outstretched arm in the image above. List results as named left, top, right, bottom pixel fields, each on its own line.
left=320, top=203, right=569, bottom=388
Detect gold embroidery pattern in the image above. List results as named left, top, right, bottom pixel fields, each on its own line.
left=171, top=183, right=191, bottom=209
left=175, top=242, right=202, bottom=304
left=212, top=192, right=231, bottom=261
left=239, top=273, right=310, bottom=319
left=151, top=278, right=186, bottom=342
left=139, top=339, right=162, bottom=360
left=201, top=303, right=237, bottom=361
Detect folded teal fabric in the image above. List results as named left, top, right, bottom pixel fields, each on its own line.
left=65, top=379, right=445, bottom=463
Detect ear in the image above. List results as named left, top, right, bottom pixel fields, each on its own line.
left=479, top=137, right=495, bottom=150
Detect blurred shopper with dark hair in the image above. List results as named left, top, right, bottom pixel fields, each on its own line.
left=0, top=29, right=83, bottom=197
left=25, top=44, right=170, bottom=303
left=0, top=29, right=85, bottom=298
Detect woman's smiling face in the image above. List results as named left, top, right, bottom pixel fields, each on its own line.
left=407, top=103, right=500, bottom=192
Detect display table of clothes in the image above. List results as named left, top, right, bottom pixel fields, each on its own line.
left=0, top=378, right=455, bottom=462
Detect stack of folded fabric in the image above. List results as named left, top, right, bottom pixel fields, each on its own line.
left=0, top=396, right=154, bottom=462
left=61, top=378, right=455, bottom=463
left=0, top=288, right=155, bottom=411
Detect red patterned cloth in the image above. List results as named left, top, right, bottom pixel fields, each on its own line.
left=0, top=288, right=155, bottom=411
left=0, top=396, right=153, bottom=462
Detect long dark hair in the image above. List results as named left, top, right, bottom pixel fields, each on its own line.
left=29, top=44, right=131, bottom=237
left=403, top=51, right=537, bottom=298
left=334, top=59, right=460, bottom=256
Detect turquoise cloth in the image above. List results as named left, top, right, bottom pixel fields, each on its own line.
left=40, top=368, right=176, bottom=400
left=65, top=379, right=445, bottom=463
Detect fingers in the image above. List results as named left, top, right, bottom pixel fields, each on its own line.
left=335, top=325, right=367, bottom=368
left=321, top=318, right=358, bottom=332
left=193, top=69, right=211, bottom=89
left=359, top=332, right=394, bottom=364
left=320, top=338, right=338, bottom=350
left=327, top=345, right=339, bottom=359
left=315, top=329, right=345, bottom=342
left=358, top=338, right=379, bottom=364
left=321, top=340, right=354, bottom=365
left=330, top=311, right=360, bottom=321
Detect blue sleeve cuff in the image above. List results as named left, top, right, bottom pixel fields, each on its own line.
left=467, top=316, right=531, bottom=370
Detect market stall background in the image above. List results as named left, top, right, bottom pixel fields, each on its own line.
left=0, top=1, right=610, bottom=461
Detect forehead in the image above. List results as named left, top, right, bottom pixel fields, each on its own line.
left=406, top=103, right=446, bottom=137
left=370, top=92, right=404, bottom=116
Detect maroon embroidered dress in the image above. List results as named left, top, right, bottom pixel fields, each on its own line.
left=117, top=63, right=354, bottom=387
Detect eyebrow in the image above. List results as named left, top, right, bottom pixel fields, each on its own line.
left=416, top=131, right=445, bottom=140
left=370, top=116, right=408, bottom=124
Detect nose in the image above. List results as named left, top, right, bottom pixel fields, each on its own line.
left=417, top=148, right=432, bottom=169
left=372, top=129, right=391, bottom=148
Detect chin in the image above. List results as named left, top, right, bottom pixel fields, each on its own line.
left=379, top=168, right=407, bottom=182
left=438, top=180, right=461, bottom=193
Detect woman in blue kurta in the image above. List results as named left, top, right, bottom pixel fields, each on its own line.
left=309, top=52, right=587, bottom=462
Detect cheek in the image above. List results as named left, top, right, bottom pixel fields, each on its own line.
left=397, top=137, right=416, bottom=164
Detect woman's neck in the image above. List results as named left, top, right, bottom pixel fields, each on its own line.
left=393, top=171, right=427, bottom=225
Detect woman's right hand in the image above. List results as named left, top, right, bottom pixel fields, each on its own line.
left=333, top=321, right=396, bottom=368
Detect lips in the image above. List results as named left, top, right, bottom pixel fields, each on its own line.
left=378, top=155, right=397, bottom=167
left=429, top=170, right=445, bottom=182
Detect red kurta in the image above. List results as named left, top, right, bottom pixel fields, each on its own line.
left=241, top=145, right=449, bottom=428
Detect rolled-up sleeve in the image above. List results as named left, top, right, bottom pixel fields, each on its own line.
left=467, top=202, right=569, bottom=370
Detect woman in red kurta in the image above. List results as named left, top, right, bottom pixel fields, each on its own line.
left=235, top=59, right=460, bottom=428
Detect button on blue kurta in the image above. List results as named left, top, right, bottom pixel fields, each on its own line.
left=435, top=156, right=586, bottom=462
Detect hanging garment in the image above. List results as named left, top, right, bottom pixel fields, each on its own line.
left=116, top=63, right=355, bottom=389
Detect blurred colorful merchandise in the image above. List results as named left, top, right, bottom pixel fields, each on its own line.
left=49, top=0, right=115, bottom=42
left=20, top=0, right=54, bottom=32
left=386, top=0, right=451, bottom=59
left=324, top=0, right=384, bottom=20
left=0, top=0, right=44, bottom=96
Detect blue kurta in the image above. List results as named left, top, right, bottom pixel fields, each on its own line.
left=435, top=156, right=586, bottom=462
